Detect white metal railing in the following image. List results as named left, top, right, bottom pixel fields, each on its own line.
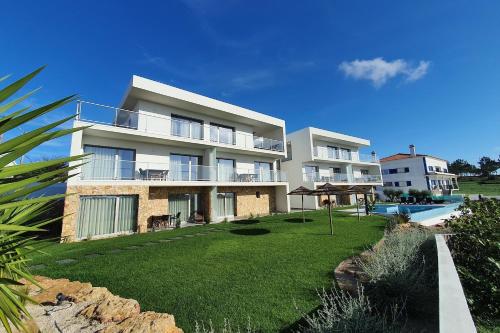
left=80, top=158, right=287, bottom=182
left=76, top=101, right=284, bottom=152
left=303, top=172, right=382, bottom=183
left=313, top=146, right=379, bottom=163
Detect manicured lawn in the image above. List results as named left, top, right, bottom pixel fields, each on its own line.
left=30, top=209, right=385, bottom=332
left=457, top=176, right=500, bottom=196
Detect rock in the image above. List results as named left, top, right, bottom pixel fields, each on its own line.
left=78, top=294, right=140, bottom=323
left=100, top=311, right=183, bottom=333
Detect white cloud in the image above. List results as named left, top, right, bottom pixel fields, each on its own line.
left=339, top=57, right=430, bottom=87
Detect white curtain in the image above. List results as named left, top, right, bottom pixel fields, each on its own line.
left=77, top=196, right=116, bottom=238
left=117, top=196, right=138, bottom=232
left=83, top=146, right=116, bottom=180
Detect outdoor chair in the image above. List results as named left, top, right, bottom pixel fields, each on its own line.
left=170, top=212, right=182, bottom=228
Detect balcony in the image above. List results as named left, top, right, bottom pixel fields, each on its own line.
left=313, top=146, right=379, bottom=163
left=77, top=101, right=284, bottom=153
left=80, top=158, right=287, bottom=183
left=303, top=172, right=382, bottom=184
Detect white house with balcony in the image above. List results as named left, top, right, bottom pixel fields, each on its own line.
left=281, top=127, right=382, bottom=210
left=62, top=76, right=290, bottom=241
left=377, top=145, right=459, bottom=200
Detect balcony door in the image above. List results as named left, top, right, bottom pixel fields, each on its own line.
left=217, top=158, right=235, bottom=181
left=340, top=148, right=351, bottom=160
left=169, top=193, right=201, bottom=223
left=329, top=167, right=342, bottom=182
left=210, top=123, right=235, bottom=145
left=304, top=165, right=318, bottom=181
left=254, top=161, right=273, bottom=182
left=327, top=146, right=339, bottom=159
left=170, top=154, right=202, bottom=181
left=171, top=115, right=203, bottom=140
left=82, top=145, right=135, bottom=180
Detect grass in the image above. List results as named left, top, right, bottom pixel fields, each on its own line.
left=457, top=176, right=500, bottom=196
left=29, top=209, right=385, bottom=332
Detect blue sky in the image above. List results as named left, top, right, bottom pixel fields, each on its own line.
left=1, top=0, right=499, bottom=164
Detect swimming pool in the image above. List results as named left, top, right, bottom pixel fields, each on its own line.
left=373, top=203, right=462, bottom=222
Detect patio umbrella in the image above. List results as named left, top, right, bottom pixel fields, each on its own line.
left=287, top=186, right=312, bottom=223
left=312, top=184, right=375, bottom=235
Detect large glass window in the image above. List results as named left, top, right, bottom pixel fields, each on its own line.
left=82, top=145, right=135, bottom=180
left=304, top=165, right=318, bottom=181
left=216, top=192, right=235, bottom=218
left=254, top=161, right=273, bottom=182
left=169, top=193, right=201, bottom=222
left=340, top=148, right=351, bottom=160
left=170, top=154, right=202, bottom=181
left=77, top=195, right=138, bottom=239
left=327, top=146, right=339, bottom=159
left=217, top=158, right=235, bottom=181
left=210, top=123, right=235, bottom=145
left=171, top=115, right=203, bottom=140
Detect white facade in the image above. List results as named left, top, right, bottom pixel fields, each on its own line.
left=281, top=127, right=382, bottom=209
left=65, top=75, right=291, bottom=241
left=377, top=145, right=459, bottom=199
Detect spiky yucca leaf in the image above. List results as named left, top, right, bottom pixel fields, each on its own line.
left=0, top=67, right=85, bottom=332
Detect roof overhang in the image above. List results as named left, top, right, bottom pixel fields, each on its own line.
left=119, top=76, right=285, bottom=129
left=308, top=127, right=370, bottom=147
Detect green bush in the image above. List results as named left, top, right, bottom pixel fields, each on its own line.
left=408, top=189, right=431, bottom=203
left=446, top=198, right=500, bottom=321
left=299, top=285, right=402, bottom=333
left=358, top=229, right=438, bottom=317
left=382, top=189, right=403, bottom=202
left=384, top=212, right=411, bottom=232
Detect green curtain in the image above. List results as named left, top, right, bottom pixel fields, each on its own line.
left=117, top=196, right=138, bottom=232
left=77, top=196, right=116, bottom=239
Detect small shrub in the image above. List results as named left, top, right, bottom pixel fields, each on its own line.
left=195, top=318, right=255, bottom=333
left=446, top=198, right=500, bottom=320
left=299, top=285, right=403, bottom=333
left=385, top=212, right=411, bottom=233
left=358, top=229, right=438, bottom=317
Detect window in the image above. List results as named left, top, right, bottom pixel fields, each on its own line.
left=404, top=167, right=410, bottom=173
left=217, top=158, right=235, bottom=181
left=171, top=114, right=203, bottom=139
left=394, top=182, right=400, bottom=187
left=406, top=181, right=412, bottom=186
left=340, top=148, right=351, bottom=160
left=256, top=191, right=261, bottom=198
left=304, top=165, right=318, bottom=181
left=382, top=167, right=409, bottom=175
left=82, top=145, right=135, bottom=180
left=170, top=154, right=202, bottom=181
left=77, top=195, right=138, bottom=239
left=216, top=192, right=235, bottom=218
left=210, top=123, right=235, bottom=145
left=443, top=168, right=448, bottom=173
left=254, top=161, right=273, bottom=182
left=389, top=168, right=398, bottom=174
left=169, top=193, right=202, bottom=222
left=428, top=166, right=434, bottom=171
left=361, top=169, right=369, bottom=175
left=435, top=166, right=442, bottom=172
left=383, top=182, right=393, bottom=186
left=327, top=146, right=339, bottom=159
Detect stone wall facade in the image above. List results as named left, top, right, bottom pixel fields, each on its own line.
left=62, top=185, right=212, bottom=242
left=218, top=186, right=276, bottom=217
left=62, top=185, right=278, bottom=242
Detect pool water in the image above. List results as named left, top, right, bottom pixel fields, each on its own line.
left=373, top=203, right=461, bottom=222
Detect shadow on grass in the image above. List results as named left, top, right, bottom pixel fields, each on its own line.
left=229, top=228, right=270, bottom=236
left=283, top=218, right=314, bottom=223
left=232, top=219, right=260, bottom=225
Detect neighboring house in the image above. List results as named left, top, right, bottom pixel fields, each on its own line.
left=281, top=127, right=382, bottom=210
left=62, top=76, right=290, bottom=242
left=377, top=144, right=459, bottom=199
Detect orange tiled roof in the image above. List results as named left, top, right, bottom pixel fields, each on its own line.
left=380, top=153, right=447, bottom=162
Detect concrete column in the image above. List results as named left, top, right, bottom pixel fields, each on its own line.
left=208, top=186, right=217, bottom=222
left=204, top=147, right=217, bottom=181
left=346, top=164, right=353, bottom=183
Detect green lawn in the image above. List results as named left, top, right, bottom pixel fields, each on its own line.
left=457, top=176, right=500, bottom=196
left=30, top=209, right=385, bottom=332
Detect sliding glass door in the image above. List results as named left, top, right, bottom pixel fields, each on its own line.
left=168, top=193, right=201, bottom=222
left=217, top=158, right=235, bottom=181
left=254, top=161, right=273, bottom=182
left=77, top=195, right=138, bottom=239
left=216, top=192, right=235, bottom=218
left=170, top=154, right=202, bottom=181
left=82, top=145, right=135, bottom=180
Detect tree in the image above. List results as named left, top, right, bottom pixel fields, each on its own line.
left=448, top=159, right=472, bottom=176
left=0, top=68, right=85, bottom=332
left=478, top=156, right=500, bottom=179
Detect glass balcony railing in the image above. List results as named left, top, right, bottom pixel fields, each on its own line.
left=80, top=158, right=287, bottom=182
left=313, top=146, right=379, bottom=163
left=303, top=172, right=382, bottom=184
left=76, top=100, right=284, bottom=153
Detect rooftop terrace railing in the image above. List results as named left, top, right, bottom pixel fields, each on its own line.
left=313, top=146, right=379, bottom=163
left=76, top=101, right=284, bottom=152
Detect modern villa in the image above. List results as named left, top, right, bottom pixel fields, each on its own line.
left=377, top=144, right=459, bottom=199
left=281, top=127, right=383, bottom=210
left=61, top=76, right=290, bottom=242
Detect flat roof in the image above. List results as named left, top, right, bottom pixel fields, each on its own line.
left=120, top=75, right=285, bottom=127
left=289, top=127, right=371, bottom=147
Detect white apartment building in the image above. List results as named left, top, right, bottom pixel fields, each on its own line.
left=62, top=76, right=290, bottom=241
left=281, top=127, right=382, bottom=210
left=377, top=145, right=459, bottom=199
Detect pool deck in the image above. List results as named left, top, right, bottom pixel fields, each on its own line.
left=415, top=210, right=461, bottom=226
